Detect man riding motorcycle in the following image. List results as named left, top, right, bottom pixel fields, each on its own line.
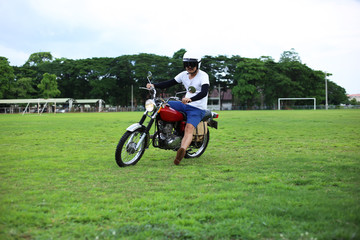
left=147, top=51, right=210, bottom=165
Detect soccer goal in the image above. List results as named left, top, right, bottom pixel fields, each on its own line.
left=278, top=98, right=316, bottom=110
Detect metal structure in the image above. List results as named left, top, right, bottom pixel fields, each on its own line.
left=0, top=98, right=74, bottom=114
left=0, top=98, right=105, bottom=114
left=74, top=99, right=105, bottom=112
left=278, top=98, right=316, bottom=110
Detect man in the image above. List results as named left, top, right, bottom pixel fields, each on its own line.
left=146, top=51, right=210, bottom=165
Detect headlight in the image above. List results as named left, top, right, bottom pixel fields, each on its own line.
left=145, top=99, right=155, bottom=112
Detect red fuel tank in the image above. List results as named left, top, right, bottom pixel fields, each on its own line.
left=159, top=105, right=184, bottom=122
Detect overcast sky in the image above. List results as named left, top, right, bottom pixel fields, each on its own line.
left=1, top=0, right=359, bottom=94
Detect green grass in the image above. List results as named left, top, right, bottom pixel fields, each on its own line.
left=0, top=110, right=359, bottom=240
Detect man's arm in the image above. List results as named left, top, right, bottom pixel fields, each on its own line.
left=190, top=84, right=209, bottom=102
left=154, top=79, right=178, bottom=89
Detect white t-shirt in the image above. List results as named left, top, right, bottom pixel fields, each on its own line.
left=174, top=70, right=210, bottom=110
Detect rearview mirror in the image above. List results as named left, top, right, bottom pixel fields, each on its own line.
left=147, top=71, right=152, bottom=80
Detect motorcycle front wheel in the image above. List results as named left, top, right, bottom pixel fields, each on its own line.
left=115, top=129, right=147, bottom=167
left=185, top=130, right=210, bottom=159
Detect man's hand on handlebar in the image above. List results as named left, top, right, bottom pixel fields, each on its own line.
left=182, top=98, right=192, bottom=104
left=146, top=83, right=154, bottom=89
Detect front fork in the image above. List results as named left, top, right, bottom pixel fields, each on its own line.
left=131, top=109, right=160, bottom=151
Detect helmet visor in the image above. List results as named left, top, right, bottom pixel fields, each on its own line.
left=183, top=61, right=197, bottom=68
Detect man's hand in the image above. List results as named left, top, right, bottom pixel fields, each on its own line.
left=146, top=83, right=154, bottom=89
left=182, top=98, right=192, bottom=104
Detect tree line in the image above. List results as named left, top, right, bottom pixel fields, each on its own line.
left=0, top=48, right=349, bottom=109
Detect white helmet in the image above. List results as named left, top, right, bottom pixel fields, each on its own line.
left=183, top=51, right=202, bottom=69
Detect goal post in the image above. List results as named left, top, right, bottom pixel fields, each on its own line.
left=278, top=98, right=316, bottom=110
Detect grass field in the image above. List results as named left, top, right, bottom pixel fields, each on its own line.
left=0, top=110, right=359, bottom=240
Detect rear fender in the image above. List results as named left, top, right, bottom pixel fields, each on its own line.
left=207, top=119, right=218, bottom=129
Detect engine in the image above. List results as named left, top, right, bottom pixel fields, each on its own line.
left=155, top=120, right=182, bottom=150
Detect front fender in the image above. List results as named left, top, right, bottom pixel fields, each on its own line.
left=126, top=123, right=150, bottom=148
left=126, top=123, right=145, bottom=132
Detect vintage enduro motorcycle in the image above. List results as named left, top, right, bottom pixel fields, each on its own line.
left=115, top=72, right=219, bottom=167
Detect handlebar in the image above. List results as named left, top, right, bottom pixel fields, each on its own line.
left=140, top=86, right=182, bottom=104
left=167, top=97, right=181, bottom=102
left=139, top=86, right=157, bottom=99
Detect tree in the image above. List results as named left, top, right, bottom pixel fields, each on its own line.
left=260, top=56, right=290, bottom=108
left=201, top=55, right=243, bottom=108
left=202, top=55, right=229, bottom=87
left=24, top=52, right=53, bottom=67
left=0, top=57, right=15, bottom=99
left=13, top=77, right=36, bottom=98
left=37, top=73, right=61, bottom=98
left=172, top=49, right=186, bottom=60
left=279, top=48, right=301, bottom=63
left=327, top=80, right=348, bottom=105
left=109, top=56, right=134, bottom=106
left=232, top=58, right=266, bottom=109
left=5, top=50, right=349, bottom=109
left=131, top=53, right=175, bottom=104
left=349, top=98, right=359, bottom=105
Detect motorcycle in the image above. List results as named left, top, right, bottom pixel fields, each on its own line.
left=115, top=71, right=219, bottom=167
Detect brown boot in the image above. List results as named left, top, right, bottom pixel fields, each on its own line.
left=174, top=147, right=186, bottom=165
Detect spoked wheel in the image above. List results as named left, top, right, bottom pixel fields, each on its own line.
left=185, top=130, right=210, bottom=158
left=115, top=129, right=147, bottom=167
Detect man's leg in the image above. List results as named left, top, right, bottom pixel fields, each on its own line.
left=173, top=105, right=205, bottom=165
left=168, top=101, right=185, bottom=112
left=181, top=123, right=195, bottom=149
left=174, top=123, right=195, bottom=165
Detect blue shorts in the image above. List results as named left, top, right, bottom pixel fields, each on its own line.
left=168, top=101, right=206, bottom=127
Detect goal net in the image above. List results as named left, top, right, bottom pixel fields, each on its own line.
left=278, top=98, right=316, bottom=110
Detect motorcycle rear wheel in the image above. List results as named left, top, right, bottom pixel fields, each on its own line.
left=115, top=129, right=146, bottom=167
left=185, top=130, right=210, bottom=158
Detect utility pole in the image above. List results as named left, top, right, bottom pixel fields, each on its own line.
left=131, top=84, right=134, bottom=111
left=325, top=72, right=328, bottom=110
left=218, top=84, right=222, bottom=110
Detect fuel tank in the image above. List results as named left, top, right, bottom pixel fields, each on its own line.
left=159, top=105, right=184, bottom=122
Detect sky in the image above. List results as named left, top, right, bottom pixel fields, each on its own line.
left=1, top=0, right=360, bottom=94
